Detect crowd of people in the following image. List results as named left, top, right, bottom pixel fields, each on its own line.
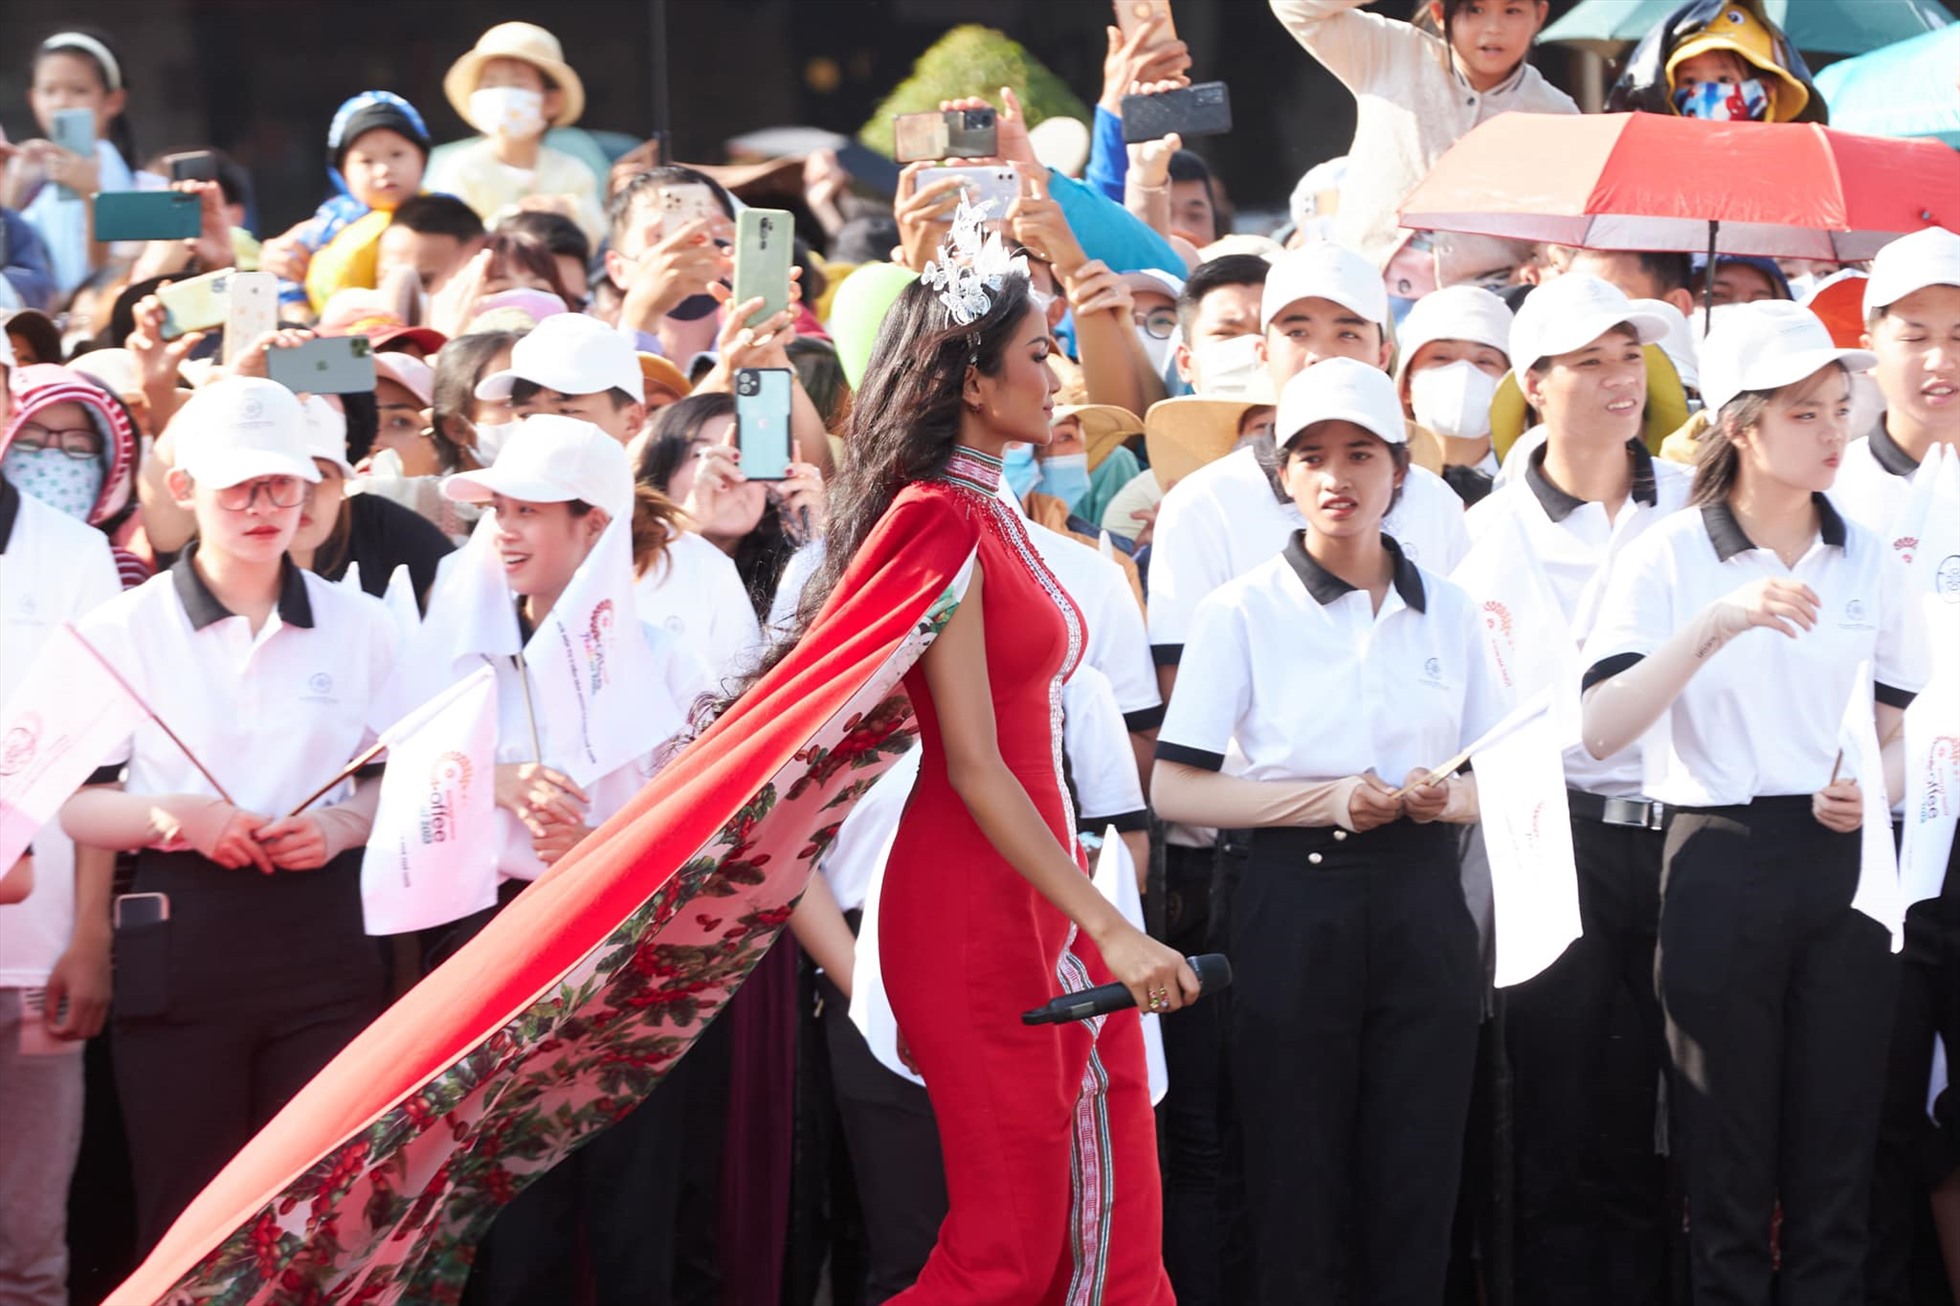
left=0, top=1, right=1956, bottom=1304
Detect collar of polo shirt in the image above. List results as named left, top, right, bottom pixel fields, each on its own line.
left=171, top=542, right=316, bottom=631
left=1282, top=529, right=1427, bottom=612
left=1866, top=424, right=1920, bottom=479
left=1700, top=493, right=1847, bottom=564
left=1524, top=438, right=1659, bottom=523
left=0, top=480, right=17, bottom=554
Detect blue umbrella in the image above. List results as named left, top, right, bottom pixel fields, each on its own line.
left=1815, top=25, right=1960, bottom=146
left=1540, top=0, right=1952, bottom=57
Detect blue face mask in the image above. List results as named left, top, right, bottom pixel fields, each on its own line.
left=1037, top=452, right=1091, bottom=512
left=2, top=445, right=104, bottom=521
left=1002, top=443, right=1040, bottom=498
left=1672, top=78, right=1768, bottom=122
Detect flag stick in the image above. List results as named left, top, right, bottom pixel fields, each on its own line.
left=1390, top=690, right=1552, bottom=801
left=284, top=739, right=387, bottom=818
left=514, top=651, right=544, bottom=764
left=66, top=625, right=237, bottom=806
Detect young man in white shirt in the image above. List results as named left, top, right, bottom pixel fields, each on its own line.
left=1832, top=225, right=1960, bottom=1306
left=1461, top=272, right=1685, bottom=1306
left=0, top=327, right=124, bottom=1306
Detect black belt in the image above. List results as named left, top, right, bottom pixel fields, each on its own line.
left=1566, top=788, right=1666, bottom=831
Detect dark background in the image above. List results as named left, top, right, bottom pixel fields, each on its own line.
left=1, top=0, right=1604, bottom=236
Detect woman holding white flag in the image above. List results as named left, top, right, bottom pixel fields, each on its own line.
left=56, top=377, right=399, bottom=1252
left=1150, top=357, right=1502, bottom=1304
left=380, top=411, right=708, bottom=1305
left=1581, top=301, right=1922, bottom=1305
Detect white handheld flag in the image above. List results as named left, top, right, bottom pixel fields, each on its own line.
left=1090, top=825, right=1168, bottom=1103
left=1473, top=697, right=1583, bottom=987
left=0, top=625, right=148, bottom=871
left=1841, top=663, right=1905, bottom=950
left=360, top=666, right=500, bottom=936
left=1452, top=509, right=1583, bottom=746
left=381, top=563, right=421, bottom=641
left=524, top=516, right=664, bottom=787
left=1900, top=666, right=1959, bottom=908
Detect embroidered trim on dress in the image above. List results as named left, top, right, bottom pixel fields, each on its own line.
left=939, top=446, right=1005, bottom=496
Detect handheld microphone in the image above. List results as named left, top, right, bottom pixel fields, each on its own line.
left=1021, top=953, right=1232, bottom=1026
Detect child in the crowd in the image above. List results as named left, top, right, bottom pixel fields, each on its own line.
left=2, top=363, right=148, bottom=585
left=260, top=92, right=433, bottom=316
left=1268, top=0, right=1574, bottom=284
left=2, top=32, right=148, bottom=299
left=426, top=23, right=605, bottom=247
left=1607, top=0, right=1825, bottom=124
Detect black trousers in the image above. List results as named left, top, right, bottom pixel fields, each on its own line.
left=816, top=968, right=946, bottom=1305
left=1507, top=807, right=1670, bottom=1306
left=456, top=883, right=728, bottom=1306
left=1866, top=836, right=1960, bottom=1305
left=112, top=849, right=383, bottom=1252
left=1232, top=821, right=1483, bottom=1305
left=1660, top=796, right=1899, bottom=1306
left=1156, top=841, right=1232, bottom=1306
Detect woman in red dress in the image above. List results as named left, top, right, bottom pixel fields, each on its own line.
left=793, top=259, right=1196, bottom=1303
left=106, top=218, right=1190, bottom=1306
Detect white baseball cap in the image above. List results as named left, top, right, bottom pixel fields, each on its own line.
left=1698, top=301, right=1876, bottom=414
left=1862, top=225, right=1960, bottom=318
left=298, top=394, right=354, bottom=476
left=1277, top=356, right=1408, bottom=449
left=1508, top=274, right=1672, bottom=387
left=474, top=312, right=645, bottom=404
left=1261, top=243, right=1387, bottom=331
left=1394, top=285, right=1513, bottom=383
left=171, top=378, right=320, bottom=489
left=443, top=414, right=633, bottom=521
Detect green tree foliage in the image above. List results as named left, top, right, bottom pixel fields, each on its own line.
left=858, top=25, right=1090, bottom=157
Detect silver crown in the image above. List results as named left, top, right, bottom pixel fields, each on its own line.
left=920, top=198, right=1030, bottom=326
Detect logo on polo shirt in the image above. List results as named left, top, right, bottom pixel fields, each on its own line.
left=419, top=752, right=474, bottom=844
left=1938, top=555, right=1960, bottom=604
left=1893, top=535, right=1918, bottom=565
left=1420, top=655, right=1448, bottom=689
left=1839, top=598, right=1875, bottom=630
left=1481, top=601, right=1517, bottom=689
left=301, top=671, right=337, bottom=702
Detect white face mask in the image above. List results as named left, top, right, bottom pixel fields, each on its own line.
left=1190, top=334, right=1265, bottom=398
left=471, top=419, right=519, bottom=464
left=1409, top=360, right=1501, bottom=441
left=468, top=86, right=546, bottom=141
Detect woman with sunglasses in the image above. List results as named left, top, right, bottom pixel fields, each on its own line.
left=58, top=377, right=399, bottom=1254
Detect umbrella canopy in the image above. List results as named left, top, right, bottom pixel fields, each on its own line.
left=1814, top=25, right=1960, bottom=147
left=1398, top=111, right=1960, bottom=261
left=1540, top=0, right=1952, bottom=57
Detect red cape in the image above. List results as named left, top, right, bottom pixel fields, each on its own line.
left=119, top=488, right=980, bottom=1304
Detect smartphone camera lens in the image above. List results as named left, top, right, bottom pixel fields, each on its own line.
left=738, top=373, right=757, bottom=396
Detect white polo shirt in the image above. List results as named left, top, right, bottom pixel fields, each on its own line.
left=634, top=526, right=764, bottom=692
left=0, top=482, right=124, bottom=987
left=1158, top=534, right=1504, bottom=785
left=1064, top=665, right=1149, bottom=831
left=1148, top=445, right=1469, bottom=662
left=1830, top=425, right=1935, bottom=539
left=80, top=547, right=398, bottom=816
left=1464, top=439, right=1692, bottom=797
left=1583, top=496, right=1926, bottom=808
